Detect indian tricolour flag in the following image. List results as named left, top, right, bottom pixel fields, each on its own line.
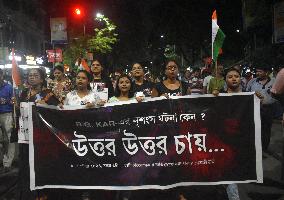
left=11, top=48, right=21, bottom=88
left=212, top=10, right=225, bottom=62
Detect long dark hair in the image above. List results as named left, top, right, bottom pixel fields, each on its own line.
left=76, top=70, right=92, bottom=90
left=114, top=74, right=134, bottom=98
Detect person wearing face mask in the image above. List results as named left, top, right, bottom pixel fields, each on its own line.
left=151, top=60, right=191, bottom=98
left=90, top=59, right=114, bottom=101
left=47, top=65, right=72, bottom=103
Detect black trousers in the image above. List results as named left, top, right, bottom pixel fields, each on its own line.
left=260, top=104, right=274, bottom=151
left=18, top=144, right=51, bottom=200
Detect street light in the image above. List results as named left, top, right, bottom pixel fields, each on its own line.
left=75, top=8, right=81, bottom=16
left=96, top=12, right=104, bottom=19
left=96, top=12, right=104, bottom=22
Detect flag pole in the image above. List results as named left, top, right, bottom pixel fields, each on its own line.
left=11, top=47, right=20, bottom=128
left=214, top=59, right=218, bottom=93
left=215, top=59, right=218, bottom=78
left=12, top=88, right=17, bottom=129
left=12, top=49, right=17, bottom=129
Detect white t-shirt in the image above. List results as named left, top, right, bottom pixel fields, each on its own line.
left=64, top=90, right=100, bottom=106
left=203, top=75, right=213, bottom=92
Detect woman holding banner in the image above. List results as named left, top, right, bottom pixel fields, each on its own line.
left=211, top=67, right=243, bottom=200
left=63, top=70, right=107, bottom=200
left=64, top=70, right=105, bottom=108
left=18, top=68, right=61, bottom=200
left=20, top=68, right=60, bottom=105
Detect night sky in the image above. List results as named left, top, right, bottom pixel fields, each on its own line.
left=43, top=0, right=243, bottom=69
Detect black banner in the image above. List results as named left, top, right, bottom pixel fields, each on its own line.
left=29, top=93, right=262, bottom=190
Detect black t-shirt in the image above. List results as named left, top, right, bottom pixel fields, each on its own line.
left=154, top=81, right=189, bottom=97
left=132, top=80, right=154, bottom=97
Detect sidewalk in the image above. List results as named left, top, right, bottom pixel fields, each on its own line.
left=238, top=120, right=284, bottom=200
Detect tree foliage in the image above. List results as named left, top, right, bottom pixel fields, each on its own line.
left=88, top=16, right=118, bottom=54
left=164, top=45, right=177, bottom=60
left=63, top=37, right=88, bottom=68
left=63, top=15, right=118, bottom=69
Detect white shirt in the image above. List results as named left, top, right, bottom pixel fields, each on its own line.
left=203, top=75, right=213, bottom=92
left=64, top=90, right=100, bottom=106
left=246, top=77, right=276, bottom=105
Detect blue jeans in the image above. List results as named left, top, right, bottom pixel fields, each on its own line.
left=226, top=184, right=240, bottom=200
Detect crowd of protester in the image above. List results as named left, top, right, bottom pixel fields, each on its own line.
left=0, top=57, right=283, bottom=200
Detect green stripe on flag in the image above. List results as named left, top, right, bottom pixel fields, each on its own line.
left=213, top=28, right=225, bottom=62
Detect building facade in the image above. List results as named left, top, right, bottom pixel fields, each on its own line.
left=0, top=0, right=46, bottom=59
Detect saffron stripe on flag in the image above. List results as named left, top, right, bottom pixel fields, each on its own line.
left=12, top=48, right=21, bottom=88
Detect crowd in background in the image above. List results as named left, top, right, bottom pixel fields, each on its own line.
left=0, top=57, right=284, bottom=200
